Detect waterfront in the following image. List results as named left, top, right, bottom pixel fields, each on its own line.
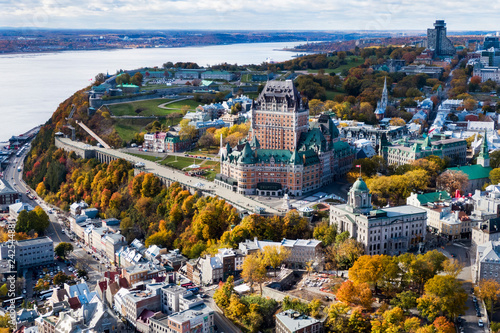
left=0, top=41, right=306, bottom=141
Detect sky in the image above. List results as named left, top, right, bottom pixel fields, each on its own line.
left=0, top=0, right=499, bottom=31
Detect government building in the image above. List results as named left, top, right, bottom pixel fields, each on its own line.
left=384, top=135, right=467, bottom=166
left=215, top=80, right=354, bottom=196
left=330, top=177, right=427, bottom=256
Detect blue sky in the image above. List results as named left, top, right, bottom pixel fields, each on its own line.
left=1, top=0, right=498, bottom=31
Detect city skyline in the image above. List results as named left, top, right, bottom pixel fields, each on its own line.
left=1, top=0, right=499, bottom=31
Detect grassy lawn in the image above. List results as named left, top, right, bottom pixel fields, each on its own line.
left=186, top=147, right=220, bottom=157
left=470, top=92, right=500, bottom=102
left=160, top=155, right=198, bottom=170
left=113, top=118, right=153, bottom=142
left=164, top=99, right=201, bottom=111
left=113, top=117, right=182, bottom=143
left=325, top=90, right=344, bottom=100
left=307, top=56, right=364, bottom=75
left=126, top=153, right=163, bottom=162
left=108, top=99, right=174, bottom=116
left=160, top=155, right=220, bottom=180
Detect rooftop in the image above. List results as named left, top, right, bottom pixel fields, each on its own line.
left=447, top=164, right=492, bottom=180
left=276, top=310, right=321, bottom=331
left=168, top=304, right=214, bottom=324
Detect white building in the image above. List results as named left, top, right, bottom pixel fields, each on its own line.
left=238, top=238, right=322, bottom=269
left=15, top=236, right=54, bottom=270
left=472, top=184, right=500, bottom=219
left=472, top=217, right=500, bottom=251
left=331, top=177, right=427, bottom=255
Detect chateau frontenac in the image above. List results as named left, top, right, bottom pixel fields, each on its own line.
left=215, top=80, right=354, bottom=196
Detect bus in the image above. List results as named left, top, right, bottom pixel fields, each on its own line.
left=38, top=288, right=55, bottom=300
left=2, top=296, right=23, bottom=308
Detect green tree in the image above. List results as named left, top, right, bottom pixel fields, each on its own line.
left=53, top=272, right=71, bottom=286
left=490, top=168, right=500, bottom=185
left=390, top=291, right=418, bottom=313
left=54, top=242, right=74, bottom=259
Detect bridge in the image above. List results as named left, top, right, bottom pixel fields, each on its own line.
left=55, top=137, right=280, bottom=215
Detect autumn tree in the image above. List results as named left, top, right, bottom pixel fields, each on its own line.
left=436, top=170, right=468, bottom=195
left=371, top=306, right=406, bottom=333
left=53, top=272, right=72, bottom=286
left=442, top=258, right=464, bottom=278
left=475, top=279, right=500, bottom=314
left=262, top=246, right=290, bottom=277
left=179, top=119, right=197, bottom=141
left=417, top=275, right=467, bottom=321
left=490, top=168, right=500, bottom=185
left=433, top=316, right=455, bottom=333
left=389, top=117, right=406, bottom=126
left=241, top=252, right=267, bottom=294
left=336, top=280, right=374, bottom=310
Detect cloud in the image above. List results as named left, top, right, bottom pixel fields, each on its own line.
left=0, top=0, right=498, bottom=31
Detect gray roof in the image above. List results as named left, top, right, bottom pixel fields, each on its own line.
left=168, top=304, right=214, bottom=324
left=0, top=179, right=17, bottom=196
left=276, top=310, right=321, bottom=331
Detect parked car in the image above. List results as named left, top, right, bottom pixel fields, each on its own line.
left=478, top=319, right=484, bottom=327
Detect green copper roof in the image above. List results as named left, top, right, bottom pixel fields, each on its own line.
left=249, top=136, right=261, bottom=149
left=290, top=149, right=302, bottom=165
left=238, top=142, right=255, bottom=164
left=416, top=191, right=451, bottom=205
left=351, top=177, right=369, bottom=192
left=448, top=165, right=493, bottom=180
left=298, top=128, right=327, bottom=152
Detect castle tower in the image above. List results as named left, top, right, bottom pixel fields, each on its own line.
left=250, top=80, right=309, bottom=151
left=346, top=177, right=372, bottom=215
left=478, top=131, right=490, bottom=168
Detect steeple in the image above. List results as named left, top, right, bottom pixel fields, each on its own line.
left=381, top=76, right=388, bottom=110
left=478, top=130, right=490, bottom=167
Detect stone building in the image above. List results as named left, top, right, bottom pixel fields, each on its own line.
left=384, top=135, right=467, bottom=166
left=427, top=20, right=456, bottom=57
left=331, top=178, right=427, bottom=255
left=340, top=125, right=407, bottom=150
left=473, top=240, right=500, bottom=283
left=447, top=133, right=491, bottom=195
left=217, top=80, right=354, bottom=196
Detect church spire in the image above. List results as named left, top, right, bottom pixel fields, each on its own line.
left=478, top=130, right=490, bottom=167
left=381, top=76, right=388, bottom=110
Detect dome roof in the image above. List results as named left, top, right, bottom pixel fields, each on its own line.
left=351, top=177, right=369, bottom=192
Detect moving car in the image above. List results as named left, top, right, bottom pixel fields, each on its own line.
left=478, top=319, right=484, bottom=327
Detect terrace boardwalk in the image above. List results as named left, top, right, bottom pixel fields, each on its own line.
left=55, top=137, right=279, bottom=215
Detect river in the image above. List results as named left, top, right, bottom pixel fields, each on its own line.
left=0, top=41, right=306, bottom=141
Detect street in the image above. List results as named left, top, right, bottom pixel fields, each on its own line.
left=436, top=242, right=487, bottom=333
left=4, top=147, right=105, bottom=292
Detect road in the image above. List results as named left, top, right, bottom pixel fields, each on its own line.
left=437, top=242, right=487, bottom=333
left=204, top=289, right=242, bottom=333
left=4, top=148, right=105, bottom=291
